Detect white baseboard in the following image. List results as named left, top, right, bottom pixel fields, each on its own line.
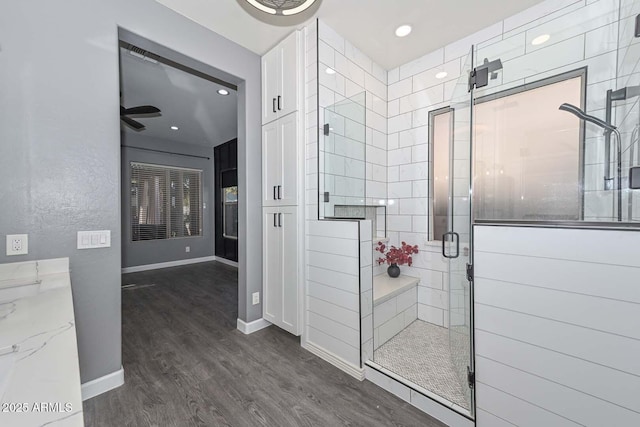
left=237, top=318, right=271, bottom=334
left=81, top=367, right=124, bottom=401
left=122, top=256, right=216, bottom=273
left=302, top=341, right=365, bottom=381
left=214, top=256, right=238, bottom=268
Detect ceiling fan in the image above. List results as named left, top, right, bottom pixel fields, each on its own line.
left=120, top=104, right=161, bottom=131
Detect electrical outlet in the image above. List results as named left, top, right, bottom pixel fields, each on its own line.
left=6, top=234, right=28, bottom=256
left=185, top=246, right=190, bottom=253
left=252, top=292, right=260, bottom=305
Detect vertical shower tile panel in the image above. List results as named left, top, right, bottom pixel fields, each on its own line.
left=373, top=286, right=417, bottom=349
left=474, top=225, right=640, bottom=426
left=306, top=220, right=361, bottom=368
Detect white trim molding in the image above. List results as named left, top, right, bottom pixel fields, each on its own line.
left=214, top=256, right=239, bottom=268
left=121, top=256, right=216, bottom=273
left=302, top=341, right=365, bottom=381
left=81, top=367, right=124, bottom=401
left=237, top=318, right=271, bottom=334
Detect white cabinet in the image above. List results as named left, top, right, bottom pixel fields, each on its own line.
left=261, top=29, right=302, bottom=338
left=262, top=112, right=298, bottom=207
left=262, top=31, right=300, bottom=125
left=263, top=206, right=299, bottom=335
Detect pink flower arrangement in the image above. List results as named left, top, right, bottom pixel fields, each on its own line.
left=375, top=241, right=419, bottom=266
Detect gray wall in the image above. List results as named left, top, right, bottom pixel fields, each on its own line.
left=121, top=133, right=215, bottom=268
left=0, top=0, right=263, bottom=384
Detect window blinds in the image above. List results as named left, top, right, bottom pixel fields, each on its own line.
left=130, top=162, right=203, bottom=241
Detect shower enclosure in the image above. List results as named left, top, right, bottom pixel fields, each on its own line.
left=315, top=0, right=640, bottom=423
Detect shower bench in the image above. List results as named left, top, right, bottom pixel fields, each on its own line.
left=373, top=274, right=419, bottom=349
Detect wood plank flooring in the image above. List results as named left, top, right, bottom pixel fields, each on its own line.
left=83, top=261, right=446, bottom=427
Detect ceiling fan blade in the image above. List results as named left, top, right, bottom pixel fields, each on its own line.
left=121, top=116, right=145, bottom=130
left=123, top=105, right=160, bottom=115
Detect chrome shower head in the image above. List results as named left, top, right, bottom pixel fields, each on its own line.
left=559, top=103, right=617, bottom=132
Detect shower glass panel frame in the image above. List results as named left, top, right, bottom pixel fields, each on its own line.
left=446, top=45, right=476, bottom=418
left=318, top=92, right=367, bottom=220
left=367, top=46, right=477, bottom=421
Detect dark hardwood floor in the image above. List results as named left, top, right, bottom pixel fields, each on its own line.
left=83, top=261, right=446, bottom=427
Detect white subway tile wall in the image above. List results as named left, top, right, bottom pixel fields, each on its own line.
left=474, top=225, right=640, bottom=426
left=385, top=0, right=628, bottom=325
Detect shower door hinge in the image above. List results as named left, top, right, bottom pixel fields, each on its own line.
left=466, top=263, right=474, bottom=282
left=468, top=67, right=488, bottom=92
left=467, top=367, right=475, bottom=389
left=323, top=123, right=330, bottom=136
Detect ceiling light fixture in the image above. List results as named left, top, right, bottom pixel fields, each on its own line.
left=217, top=89, right=229, bottom=96
left=395, top=25, right=412, bottom=38
left=435, top=71, right=448, bottom=79
left=531, top=34, right=551, bottom=46
left=325, top=67, right=336, bottom=75
left=245, top=0, right=318, bottom=16
left=171, top=126, right=179, bottom=130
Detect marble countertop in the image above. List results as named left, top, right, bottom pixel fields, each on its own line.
left=0, top=258, right=83, bottom=426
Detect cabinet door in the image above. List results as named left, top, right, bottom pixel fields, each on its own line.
left=262, top=49, right=279, bottom=125
left=262, top=208, right=282, bottom=325
left=279, top=206, right=299, bottom=335
left=262, top=121, right=280, bottom=207
left=278, top=31, right=299, bottom=118
left=278, top=112, right=298, bottom=206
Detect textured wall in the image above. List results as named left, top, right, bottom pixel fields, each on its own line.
left=0, top=0, right=261, bottom=383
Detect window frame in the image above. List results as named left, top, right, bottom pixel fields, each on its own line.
left=428, top=106, right=453, bottom=242
left=222, top=185, right=238, bottom=240
left=428, top=67, right=587, bottom=239
left=473, top=67, right=587, bottom=222
left=130, top=161, right=204, bottom=242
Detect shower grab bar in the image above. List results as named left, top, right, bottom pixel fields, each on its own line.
left=442, top=232, right=460, bottom=259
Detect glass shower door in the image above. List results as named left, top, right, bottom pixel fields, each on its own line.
left=444, top=47, right=475, bottom=416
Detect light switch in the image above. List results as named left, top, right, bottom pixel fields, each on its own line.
left=77, top=230, right=111, bottom=249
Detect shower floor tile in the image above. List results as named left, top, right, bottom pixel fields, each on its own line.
left=374, top=320, right=470, bottom=410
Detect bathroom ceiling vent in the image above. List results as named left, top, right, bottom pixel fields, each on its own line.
left=245, top=0, right=318, bottom=16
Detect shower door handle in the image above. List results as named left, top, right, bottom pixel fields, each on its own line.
left=442, top=232, right=460, bottom=259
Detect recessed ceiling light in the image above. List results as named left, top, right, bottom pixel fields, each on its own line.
left=395, top=25, right=412, bottom=38
left=217, top=89, right=229, bottom=96
left=170, top=126, right=179, bottom=130
left=435, top=71, right=448, bottom=79
left=532, top=34, right=551, bottom=46
left=326, top=67, right=336, bottom=75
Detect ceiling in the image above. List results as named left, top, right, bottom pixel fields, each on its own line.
left=156, top=0, right=546, bottom=70
left=119, top=47, right=237, bottom=147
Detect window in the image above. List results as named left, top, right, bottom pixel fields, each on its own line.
left=429, top=107, right=452, bottom=242
left=429, top=70, right=585, bottom=236
left=130, top=162, right=202, bottom=241
left=474, top=71, right=584, bottom=221
left=223, top=185, right=238, bottom=239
